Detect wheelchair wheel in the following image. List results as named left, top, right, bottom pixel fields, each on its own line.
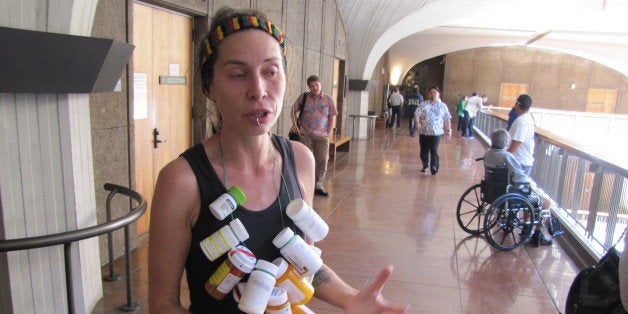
left=483, top=193, right=535, bottom=251
left=456, top=183, right=489, bottom=235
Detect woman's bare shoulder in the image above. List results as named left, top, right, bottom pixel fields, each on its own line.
left=151, top=156, right=201, bottom=225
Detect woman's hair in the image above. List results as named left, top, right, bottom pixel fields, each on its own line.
left=198, top=6, right=287, bottom=92
left=428, top=86, right=440, bottom=93
left=491, top=128, right=511, bottom=149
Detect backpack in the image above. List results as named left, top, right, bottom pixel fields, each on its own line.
left=566, top=230, right=627, bottom=314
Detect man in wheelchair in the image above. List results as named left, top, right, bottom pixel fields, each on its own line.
left=483, top=129, right=553, bottom=246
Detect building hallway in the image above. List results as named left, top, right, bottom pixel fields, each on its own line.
left=95, top=124, right=583, bottom=313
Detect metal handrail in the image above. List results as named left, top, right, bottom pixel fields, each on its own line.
left=0, top=183, right=146, bottom=314
left=475, top=110, right=628, bottom=258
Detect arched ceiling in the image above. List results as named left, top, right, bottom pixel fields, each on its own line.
left=336, top=0, right=628, bottom=84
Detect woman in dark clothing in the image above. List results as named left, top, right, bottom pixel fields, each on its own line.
left=147, top=6, right=409, bottom=314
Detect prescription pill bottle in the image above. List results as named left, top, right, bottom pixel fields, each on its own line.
left=272, top=258, right=314, bottom=305
left=291, top=304, right=315, bottom=314
left=238, top=260, right=279, bottom=314
left=272, top=228, right=323, bottom=278
left=210, top=186, right=247, bottom=220
left=232, top=282, right=247, bottom=302
left=205, top=245, right=256, bottom=300
left=200, top=218, right=249, bottom=261
left=265, top=287, right=291, bottom=314
left=286, top=199, right=328, bottom=242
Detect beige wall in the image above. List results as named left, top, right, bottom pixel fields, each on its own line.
left=442, top=46, right=628, bottom=114
left=369, top=51, right=389, bottom=115
left=90, top=0, right=347, bottom=262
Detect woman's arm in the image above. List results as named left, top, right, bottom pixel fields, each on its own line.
left=148, top=158, right=200, bottom=313
left=291, top=141, right=316, bottom=204
left=413, top=114, right=421, bottom=132
left=313, top=264, right=409, bottom=313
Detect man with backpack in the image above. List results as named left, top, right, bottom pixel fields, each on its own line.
left=406, top=85, right=423, bottom=137
left=291, top=75, right=337, bottom=197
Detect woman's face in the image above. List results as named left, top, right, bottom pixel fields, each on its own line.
left=208, top=29, right=286, bottom=135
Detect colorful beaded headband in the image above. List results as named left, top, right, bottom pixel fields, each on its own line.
left=203, top=16, right=286, bottom=59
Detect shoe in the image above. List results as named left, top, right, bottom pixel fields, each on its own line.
left=431, top=169, right=437, bottom=175
left=314, top=188, right=329, bottom=197
left=410, top=133, right=415, bottom=137
left=421, top=166, right=427, bottom=173
left=548, top=217, right=565, bottom=236
left=531, top=230, right=552, bottom=247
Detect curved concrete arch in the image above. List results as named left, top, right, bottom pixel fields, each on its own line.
left=359, top=0, right=526, bottom=80
left=388, top=30, right=628, bottom=86
left=350, top=0, right=626, bottom=81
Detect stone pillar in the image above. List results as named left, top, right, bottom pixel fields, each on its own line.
left=0, top=1, right=102, bottom=313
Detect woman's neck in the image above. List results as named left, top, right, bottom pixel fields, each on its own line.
left=211, top=130, right=281, bottom=210
left=216, top=130, right=275, bottom=167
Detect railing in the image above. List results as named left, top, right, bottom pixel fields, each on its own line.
left=0, top=183, right=146, bottom=314
left=476, top=110, right=628, bottom=260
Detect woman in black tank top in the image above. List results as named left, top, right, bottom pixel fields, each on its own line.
left=147, top=6, right=409, bottom=314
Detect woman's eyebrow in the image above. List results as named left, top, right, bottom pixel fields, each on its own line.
left=222, top=56, right=282, bottom=66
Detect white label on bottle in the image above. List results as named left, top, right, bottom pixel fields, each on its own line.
left=199, top=228, right=237, bottom=261
left=299, top=214, right=328, bottom=242
left=216, top=272, right=241, bottom=293
left=281, top=239, right=321, bottom=277
left=239, top=274, right=275, bottom=313
left=277, top=281, right=306, bottom=304
left=217, top=197, right=236, bottom=213
left=210, top=194, right=237, bottom=219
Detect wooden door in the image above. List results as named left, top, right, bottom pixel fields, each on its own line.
left=499, top=84, right=529, bottom=108
left=332, top=59, right=346, bottom=135
left=132, top=2, right=193, bottom=235
left=586, top=89, right=617, bottom=113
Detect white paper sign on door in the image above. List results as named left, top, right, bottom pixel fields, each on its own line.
left=133, top=73, right=148, bottom=120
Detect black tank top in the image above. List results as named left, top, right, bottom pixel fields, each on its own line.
left=181, top=134, right=303, bottom=313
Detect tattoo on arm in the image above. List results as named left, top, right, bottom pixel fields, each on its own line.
left=311, top=267, right=332, bottom=287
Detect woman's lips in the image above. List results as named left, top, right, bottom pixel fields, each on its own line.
left=245, top=111, right=271, bottom=124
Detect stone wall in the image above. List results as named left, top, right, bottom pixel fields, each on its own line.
left=443, top=46, right=628, bottom=114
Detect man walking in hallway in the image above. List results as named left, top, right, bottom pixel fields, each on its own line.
left=406, top=85, right=423, bottom=137
left=387, top=87, right=404, bottom=128
left=291, top=75, right=337, bottom=196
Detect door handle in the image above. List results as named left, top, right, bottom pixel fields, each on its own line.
left=153, top=128, right=163, bottom=148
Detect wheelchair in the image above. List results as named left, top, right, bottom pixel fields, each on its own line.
left=456, top=158, right=555, bottom=251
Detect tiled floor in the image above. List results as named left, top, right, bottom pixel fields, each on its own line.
left=94, top=124, right=586, bottom=313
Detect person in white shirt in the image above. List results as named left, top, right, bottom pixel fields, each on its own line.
left=387, top=87, right=404, bottom=128
left=508, top=94, right=535, bottom=175
left=462, top=92, right=482, bottom=137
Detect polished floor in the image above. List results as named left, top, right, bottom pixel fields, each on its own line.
left=94, top=123, right=586, bottom=313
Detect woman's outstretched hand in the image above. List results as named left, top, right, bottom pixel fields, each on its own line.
left=343, top=265, right=410, bottom=314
